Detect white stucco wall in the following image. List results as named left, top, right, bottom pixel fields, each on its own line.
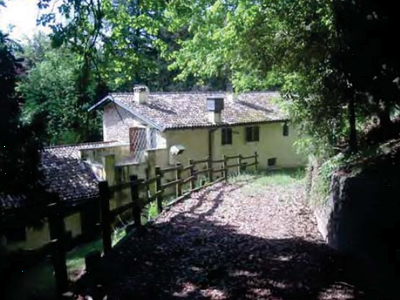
left=4, top=212, right=83, bottom=252
left=163, top=122, right=304, bottom=170
left=213, top=122, right=304, bottom=169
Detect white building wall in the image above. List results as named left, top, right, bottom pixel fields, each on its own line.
left=163, top=122, right=304, bottom=170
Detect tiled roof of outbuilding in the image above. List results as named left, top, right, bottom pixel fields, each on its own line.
left=109, top=92, right=285, bottom=130
left=1, top=141, right=121, bottom=211
left=0, top=193, right=27, bottom=211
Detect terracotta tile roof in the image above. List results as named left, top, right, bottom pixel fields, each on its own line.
left=110, top=92, right=286, bottom=130
left=0, top=193, right=27, bottom=211
left=41, top=141, right=123, bottom=203
left=1, top=141, right=121, bottom=211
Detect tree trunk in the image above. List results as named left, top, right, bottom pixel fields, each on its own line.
left=348, top=94, right=357, bottom=153
left=378, top=105, right=392, bottom=140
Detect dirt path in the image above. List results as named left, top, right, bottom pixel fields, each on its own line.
left=76, top=175, right=367, bottom=300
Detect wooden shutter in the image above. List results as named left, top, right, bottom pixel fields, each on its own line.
left=227, top=128, right=232, bottom=144
left=254, top=126, right=260, bottom=141
left=245, top=127, right=252, bottom=142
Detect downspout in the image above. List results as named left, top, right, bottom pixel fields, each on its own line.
left=208, top=128, right=218, bottom=182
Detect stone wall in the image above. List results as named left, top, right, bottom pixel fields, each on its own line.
left=312, top=168, right=400, bottom=253
left=310, top=163, right=400, bottom=298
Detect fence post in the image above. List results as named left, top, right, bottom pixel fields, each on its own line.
left=254, top=151, right=259, bottom=172
left=48, top=202, right=68, bottom=296
left=222, top=155, right=228, bottom=182
left=145, top=167, right=151, bottom=201
left=207, top=156, right=213, bottom=182
left=238, top=154, right=243, bottom=175
left=130, top=175, right=142, bottom=228
left=176, top=162, right=182, bottom=197
left=99, top=181, right=112, bottom=255
left=155, top=166, right=163, bottom=213
left=189, top=159, right=195, bottom=190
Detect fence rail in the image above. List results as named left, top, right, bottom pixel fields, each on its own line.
left=99, top=151, right=258, bottom=255
left=25, top=151, right=258, bottom=297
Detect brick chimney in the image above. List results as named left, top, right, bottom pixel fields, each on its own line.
left=206, top=97, right=224, bottom=124
left=134, top=85, right=149, bottom=104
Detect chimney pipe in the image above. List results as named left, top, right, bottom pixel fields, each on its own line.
left=206, top=97, right=224, bottom=124
left=133, top=85, right=149, bottom=104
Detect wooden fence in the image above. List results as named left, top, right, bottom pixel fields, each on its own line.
left=99, top=152, right=258, bottom=255
left=36, top=152, right=257, bottom=297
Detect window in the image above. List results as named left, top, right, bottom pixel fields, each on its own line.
left=129, top=127, right=146, bottom=152
left=283, top=122, right=289, bottom=136
left=268, top=158, right=277, bottom=167
left=221, top=128, right=232, bottom=145
left=245, top=126, right=260, bottom=142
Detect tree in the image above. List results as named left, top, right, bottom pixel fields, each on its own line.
left=166, top=0, right=400, bottom=155
left=18, top=35, right=101, bottom=145
left=0, top=31, right=43, bottom=197
left=37, top=0, right=228, bottom=92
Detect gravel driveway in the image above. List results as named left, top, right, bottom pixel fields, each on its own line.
left=75, top=174, right=367, bottom=300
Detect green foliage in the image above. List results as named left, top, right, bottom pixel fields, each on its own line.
left=309, top=153, right=345, bottom=207
left=38, top=0, right=225, bottom=92
left=18, top=35, right=101, bottom=145
left=166, top=0, right=346, bottom=152
left=167, top=1, right=400, bottom=155
left=101, top=0, right=167, bottom=90
left=0, top=31, right=43, bottom=197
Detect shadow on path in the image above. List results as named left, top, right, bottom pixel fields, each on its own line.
left=75, top=216, right=368, bottom=300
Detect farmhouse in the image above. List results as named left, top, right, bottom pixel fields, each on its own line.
left=1, top=87, right=305, bottom=252
left=87, top=86, right=305, bottom=174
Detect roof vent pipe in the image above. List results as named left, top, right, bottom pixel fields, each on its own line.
left=206, top=97, right=224, bottom=124
left=133, top=85, right=149, bottom=104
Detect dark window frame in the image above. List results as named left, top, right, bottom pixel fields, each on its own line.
left=245, top=126, right=260, bottom=142
left=268, top=157, right=277, bottom=167
left=283, top=122, right=289, bottom=136
left=221, top=128, right=233, bottom=145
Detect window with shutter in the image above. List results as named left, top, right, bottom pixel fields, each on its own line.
left=245, top=126, right=260, bottom=142
left=221, top=128, right=232, bottom=145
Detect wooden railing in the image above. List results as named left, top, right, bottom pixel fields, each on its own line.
left=99, top=152, right=258, bottom=255
left=26, top=151, right=258, bottom=296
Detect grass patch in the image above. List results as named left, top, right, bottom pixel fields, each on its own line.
left=66, top=239, right=103, bottom=281
left=230, top=167, right=305, bottom=186
left=230, top=168, right=305, bottom=197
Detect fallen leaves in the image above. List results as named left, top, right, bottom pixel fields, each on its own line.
left=75, top=177, right=365, bottom=300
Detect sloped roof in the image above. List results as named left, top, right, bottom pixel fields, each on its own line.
left=0, top=193, right=27, bottom=211
left=97, top=92, right=286, bottom=130
left=1, top=141, right=121, bottom=211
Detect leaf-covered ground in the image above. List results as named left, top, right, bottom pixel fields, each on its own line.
left=75, top=172, right=368, bottom=300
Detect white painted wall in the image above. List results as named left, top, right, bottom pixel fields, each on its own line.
left=163, top=122, right=304, bottom=170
